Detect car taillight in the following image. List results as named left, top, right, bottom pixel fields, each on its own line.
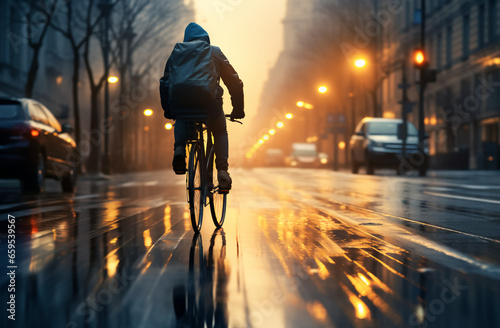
left=11, top=123, right=38, bottom=140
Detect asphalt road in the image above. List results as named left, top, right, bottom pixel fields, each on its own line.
left=0, top=168, right=499, bottom=328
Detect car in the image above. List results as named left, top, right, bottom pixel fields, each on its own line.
left=287, top=143, right=319, bottom=167
left=0, top=97, right=77, bottom=193
left=265, top=148, right=285, bottom=167
left=349, top=117, right=428, bottom=175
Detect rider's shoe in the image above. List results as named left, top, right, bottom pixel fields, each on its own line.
left=172, top=147, right=186, bottom=175
left=218, top=170, right=232, bottom=194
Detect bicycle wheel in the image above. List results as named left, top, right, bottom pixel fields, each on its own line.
left=188, top=143, right=205, bottom=232
left=207, top=147, right=227, bottom=228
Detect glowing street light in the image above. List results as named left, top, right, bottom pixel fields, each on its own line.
left=269, top=129, right=276, bottom=135
left=318, top=86, right=328, bottom=93
left=165, top=123, right=173, bottom=130
left=338, top=141, right=346, bottom=150
left=263, top=134, right=269, bottom=140
left=285, top=113, right=293, bottom=119
left=277, top=121, right=284, bottom=128
left=297, top=101, right=304, bottom=107
left=108, top=76, right=119, bottom=83
left=143, top=109, right=153, bottom=116
left=258, top=139, right=264, bottom=145
left=354, top=59, right=366, bottom=68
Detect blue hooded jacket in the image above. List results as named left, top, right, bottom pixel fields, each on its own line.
left=183, top=22, right=211, bottom=44
left=160, top=23, right=244, bottom=119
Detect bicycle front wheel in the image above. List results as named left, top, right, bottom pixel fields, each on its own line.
left=188, top=143, right=205, bottom=232
left=207, top=147, right=227, bottom=228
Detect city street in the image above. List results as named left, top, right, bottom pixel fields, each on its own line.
left=1, top=168, right=499, bottom=328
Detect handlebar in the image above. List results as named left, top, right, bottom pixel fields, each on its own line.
left=225, top=114, right=243, bottom=124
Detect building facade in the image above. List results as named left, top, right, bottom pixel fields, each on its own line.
left=380, top=0, right=500, bottom=170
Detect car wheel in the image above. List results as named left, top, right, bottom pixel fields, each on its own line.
left=22, top=152, right=45, bottom=194
left=61, top=166, right=76, bottom=192
left=351, top=157, right=359, bottom=174
left=365, top=159, right=374, bottom=175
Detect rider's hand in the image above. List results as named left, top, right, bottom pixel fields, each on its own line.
left=230, top=108, right=245, bottom=120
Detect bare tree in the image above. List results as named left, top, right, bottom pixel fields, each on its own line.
left=10, top=0, right=59, bottom=97
left=50, top=0, right=103, bottom=156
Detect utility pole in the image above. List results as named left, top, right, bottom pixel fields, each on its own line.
left=417, top=0, right=427, bottom=176
left=99, top=0, right=113, bottom=175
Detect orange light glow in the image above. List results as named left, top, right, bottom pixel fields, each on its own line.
left=144, top=126, right=150, bottom=132
left=355, top=59, right=366, bottom=67
left=297, top=101, right=304, bottom=107
left=108, top=76, right=119, bottom=83
left=143, top=109, right=153, bottom=116
left=414, top=50, right=425, bottom=65
left=165, top=123, right=173, bottom=130
left=383, top=112, right=396, bottom=119
left=263, top=134, right=269, bottom=140
left=31, top=130, right=39, bottom=137
left=318, top=86, right=327, bottom=93
left=277, top=122, right=284, bottom=128
left=269, top=129, right=276, bottom=135
left=286, top=113, right=293, bottom=119
left=338, top=141, right=346, bottom=150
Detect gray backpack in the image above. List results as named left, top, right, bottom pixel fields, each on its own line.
left=167, top=40, right=218, bottom=106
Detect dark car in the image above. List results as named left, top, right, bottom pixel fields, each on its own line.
left=349, top=117, right=428, bottom=175
left=0, top=97, right=77, bottom=193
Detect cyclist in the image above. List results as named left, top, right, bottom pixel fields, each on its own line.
left=160, top=22, right=244, bottom=192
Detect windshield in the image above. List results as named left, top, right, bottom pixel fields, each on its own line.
left=294, top=150, right=317, bottom=157
left=367, top=121, right=418, bottom=136
left=0, top=103, right=24, bottom=120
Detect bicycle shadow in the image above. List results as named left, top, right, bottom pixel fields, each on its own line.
left=172, top=228, right=230, bottom=328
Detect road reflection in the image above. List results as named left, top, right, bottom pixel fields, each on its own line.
left=173, top=229, right=230, bottom=328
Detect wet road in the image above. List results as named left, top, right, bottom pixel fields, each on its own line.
left=1, top=168, right=500, bottom=328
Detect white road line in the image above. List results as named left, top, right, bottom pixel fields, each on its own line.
left=423, top=191, right=500, bottom=205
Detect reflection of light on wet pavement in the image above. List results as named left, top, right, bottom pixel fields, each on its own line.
left=164, top=205, right=172, bottom=234
left=143, top=229, right=152, bottom=248
left=306, top=301, right=328, bottom=322
left=106, top=252, right=119, bottom=277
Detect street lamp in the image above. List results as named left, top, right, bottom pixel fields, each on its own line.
left=277, top=122, right=284, bottom=128
left=355, top=59, right=366, bottom=68
left=165, top=123, right=173, bottom=130
left=269, top=129, right=275, bottom=135
left=108, top=76, right=119, bottom=83
left=318, top=86, right=328, bottom=93
left=286, top=113, right=293, bottom=119
left=144, top=109, right=153, bottom=116
left=296, top=101, right=304, bottom=107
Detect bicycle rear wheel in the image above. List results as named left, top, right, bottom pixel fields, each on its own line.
left=207, top=147, right=227, bottom=228
left=188, top=143, right=205, bottom=232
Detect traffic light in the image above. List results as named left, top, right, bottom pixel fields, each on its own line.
left=414, top=49, right=426, bottom=68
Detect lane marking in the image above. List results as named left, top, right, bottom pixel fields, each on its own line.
left=423, top=191, right=500, bottom=205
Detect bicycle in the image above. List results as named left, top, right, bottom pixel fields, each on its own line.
left=182, top=112, right=242, bottom=232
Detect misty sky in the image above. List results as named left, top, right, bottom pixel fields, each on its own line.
left=193, top=0, right=288, bottom=141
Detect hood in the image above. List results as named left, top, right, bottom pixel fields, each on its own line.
left=183, top=22, right=210, bottom=44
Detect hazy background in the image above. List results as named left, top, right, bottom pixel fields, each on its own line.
left=193, top=0, right=288, bottom=143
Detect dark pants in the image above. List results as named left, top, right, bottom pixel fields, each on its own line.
left=174, top=109, right=229, bottom=171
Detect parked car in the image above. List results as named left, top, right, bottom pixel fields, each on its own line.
left=349, top=117, right=428, bottom=175
left=0, top=97, right=77, bottom=193
left=287, top=143, right=319, bottom=167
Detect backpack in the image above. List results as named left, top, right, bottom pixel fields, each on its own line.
left=167, top=40, right=218, bottom=107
